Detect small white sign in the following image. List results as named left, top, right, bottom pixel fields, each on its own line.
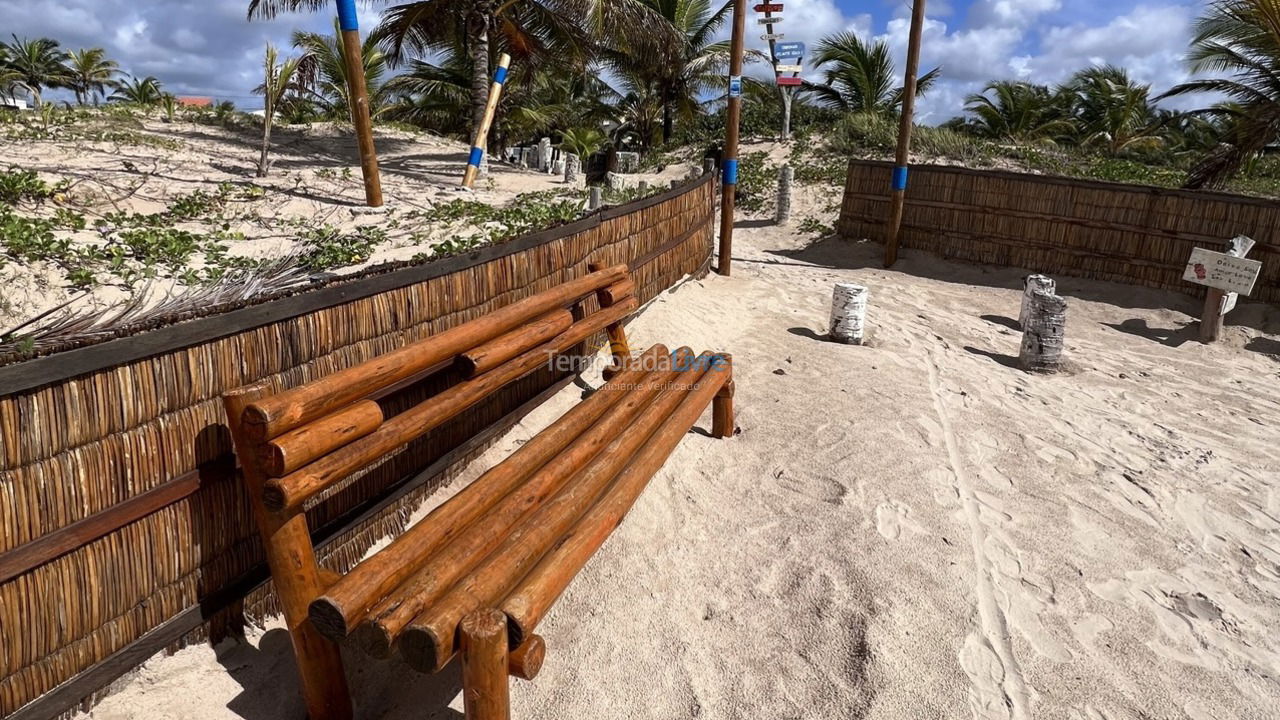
left=761, top=33, right=786, bottom=40
left=757, top=16, right=782, bottom=24
left=775, top=64, right=803, bottom=73
left=1183, top=247, right=1262, bottom=296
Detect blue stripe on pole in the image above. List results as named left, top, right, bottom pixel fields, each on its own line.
left=494, top=66, right=509, bottom=84
left=336, top=0, right=359, bottom=31
left=892, top=166, right=909, bottom=191
left=723, top=159, right=739, bottom=185
left=469, top=147, right=484, bottom=166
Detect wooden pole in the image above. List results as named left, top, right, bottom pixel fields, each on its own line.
left=223, top=384, right=353, bottom=720
left=457, top=309, right=574, bottom=377
left=1199, top=235, right=1256, bottom=343
left=336, top=0, right=383, bottom=207
left=463, top=54, right=512, bottom=189
left=718, top=0, right=746, bottom=277
left=308, top=344, right=674, bottom=640
left=460, top=609, right=511, bottom=720
left=884, top=0, right=927, bottom=268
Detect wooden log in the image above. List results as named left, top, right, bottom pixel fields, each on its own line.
left=457, top=310, right=574, bottom=378
left=262, top=400, right=384, bottom=480
left=242, top=265, right=629, bottom=441
left=507, top=634, right=545, bottom=681
left=599, top=279, right=635, bottom=307
left=459, top=609, right=510, bottom=720
left=308, top=343, right=673, bottom=640
left=501, top=354, right=732, bottom=645
left=397, top=353, right=719, bottom=673
left=353, top=350, right=691, bottom=656
left=223, top=384, right=353, bottom=720
left=264, top=297, right=638, bottom=515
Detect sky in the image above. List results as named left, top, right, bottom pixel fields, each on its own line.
left=0, top=0, right=1213, bottom=122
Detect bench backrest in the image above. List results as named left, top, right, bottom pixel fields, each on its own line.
left=229, top=264, right=638, bottom=516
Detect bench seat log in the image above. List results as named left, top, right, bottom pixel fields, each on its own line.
left=353, top=350, right=693, bottom=658
left=398, top=353, right=724, bottom=674
left=503, top=356, right=733, bottom=644
left=308, top=344, right=673, bottom=640
left=222, top=267, right=736, bottom=720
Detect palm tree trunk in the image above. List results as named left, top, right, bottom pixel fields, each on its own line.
left=661, top=85, right=673, bottom=144
left=469, top=3, right=493, bottom=145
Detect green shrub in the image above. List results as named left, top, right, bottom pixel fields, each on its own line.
left=0, top=168, right=67, bottom=205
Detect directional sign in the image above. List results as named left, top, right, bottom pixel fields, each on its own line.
left=775, top=41, right=805, bottom=59
left=754, top=3, right=784, bottom=11
left=777, top=76, right=803, bottom=87
left=757, top=16, right=781, bottom=24
left=1183, top=247, right=1262, bottom=295
left=775, top=64, right=803, bottom=73
left=761, top=33, right=786, bottom=41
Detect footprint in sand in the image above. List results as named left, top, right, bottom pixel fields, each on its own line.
left=875, top=501, right=917, bottom=540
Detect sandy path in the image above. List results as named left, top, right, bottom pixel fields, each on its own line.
left=73, top=210, right=1280, bottom=720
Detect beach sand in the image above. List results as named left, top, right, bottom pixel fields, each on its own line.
left=67, top=180, right=1280, bottom=719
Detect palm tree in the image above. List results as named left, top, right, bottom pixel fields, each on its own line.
left=64, top=48, right=119, bottom=105
left=0, top=35, right=70, bottom=107
left=291, top=22, right=391, bottom=120
left=110, top=76, right=165, bottom=106
left=621, top=0, right=733, bottom=143
left=1064, top=66, right=1163, bottom=155
left=964, top=81, right=1075, bottom=143
left=255, top=44, right=302, bottom=176
left=807, top=31, right=940, bottom=115
left=1162, top=0, right=1280, bottom=189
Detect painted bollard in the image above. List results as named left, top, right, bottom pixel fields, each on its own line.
left=1019, top=290, right=1067, bottom=372
left=829, top=283, right=868, bottom=345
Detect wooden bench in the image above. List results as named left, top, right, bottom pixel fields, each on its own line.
left=221, top=265, right=736, bottom=720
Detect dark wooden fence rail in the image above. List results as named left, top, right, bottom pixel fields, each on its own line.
left=0, top=174, right=716, bottom=720
left=838, top=160, right=1280, bottom=303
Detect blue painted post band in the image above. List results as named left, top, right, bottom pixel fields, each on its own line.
left=468, top=147, right=484, bottom=166
left=336, top=0, right=359, bottom=31
left=892, top=166, right=909, bottom=191
left=493, top=66, right=508, bottom=85
left=723, top=159, right=739, bottom=185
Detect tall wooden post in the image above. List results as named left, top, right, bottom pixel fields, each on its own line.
left=884, top=0, right=926, bottom=268
left=718, top=0, right=746, bottom=277
left=336, top=0, right=384, bottom=207
left=463, top=53, right=512, bottom=188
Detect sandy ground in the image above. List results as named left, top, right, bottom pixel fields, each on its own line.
left=66, top=177, right=1280, bottom=720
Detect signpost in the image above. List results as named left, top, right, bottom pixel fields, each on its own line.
left=761, top=33, right=785, bottom=40
left=775, top=41, right=805, bottom=58
left=775, top=64, right=803, bottom=73
left=756, top=2, right=802, bottom=139
left=1184, top=237, right=1261, bottom=342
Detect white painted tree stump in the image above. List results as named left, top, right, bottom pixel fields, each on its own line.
left=776, top=165, right=794, bottom=226
left=1020, top=275, right=1056, bottom=330
left=1019, top=290, right=1067, bottom=372
left=564, top=153, right=580, bottom=184
left=588, top=187, right=602, bottom=211
left=829, top=283, right=869, bottom=345
left=538, top=137, right=552, bottom=171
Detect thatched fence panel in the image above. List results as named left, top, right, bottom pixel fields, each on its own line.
left=0, top=174, right=715, bottom=720
left=838, top=160, right=1280, bottom=303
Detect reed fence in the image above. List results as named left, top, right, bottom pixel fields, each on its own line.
left=0, top=173, right=716, bottom=720
left=838, top=160, right=1280, bottom=303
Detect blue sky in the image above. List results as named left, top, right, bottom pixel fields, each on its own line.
left=0, top=0, right=1212, bottom=122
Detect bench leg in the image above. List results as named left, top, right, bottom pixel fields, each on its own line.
left=461, top=610, right=512, bottom=720
left=712, top=376, right=736, bottom=439
left=224, top=385, right=353, bottom=720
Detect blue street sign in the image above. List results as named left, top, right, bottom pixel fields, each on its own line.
left=775, top=41, right=805, bottom=59
left=729, top=75, right=743, bottom=98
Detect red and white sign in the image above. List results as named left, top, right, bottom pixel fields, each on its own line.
left=777, top=76, right=803, bottom=86
left=755, top=3, right=784, bottom=11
